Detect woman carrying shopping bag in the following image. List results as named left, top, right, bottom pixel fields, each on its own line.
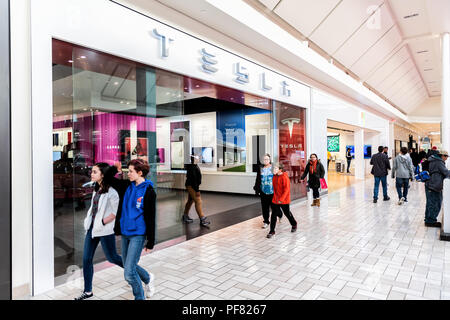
left=301, top=153, right=325, bottom=207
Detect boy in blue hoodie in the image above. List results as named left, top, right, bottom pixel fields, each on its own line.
left=105, top=159, right=156, bottom=300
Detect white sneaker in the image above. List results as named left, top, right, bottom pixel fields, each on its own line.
left=262, top=223, right=269, bottom=229
left=144, top=273, right=155, bottom=298
left=398, top=197, right=404, bottom=205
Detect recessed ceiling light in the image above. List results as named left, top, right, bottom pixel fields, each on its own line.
left=230, top=97, right=234, bottom=100
left=120, top=101, right=124, bottom=104
left=83, top=108, right=87, bottom=111
left=126, top=102, right=130, bottom=105
left=68, top=60, right=73, bottom=63
left=80, top=55, right=86, bottom=59
left=114, top=81, right=119, bottom=85
left=195, top=85, right=200, bottom=88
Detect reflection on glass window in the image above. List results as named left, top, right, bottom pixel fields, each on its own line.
left=51, top=39, right=306, bottom=279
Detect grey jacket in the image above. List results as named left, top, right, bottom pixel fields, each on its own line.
left=425, top=155, right=450, bottom=192
left=392, top=154, right=414, bottom=179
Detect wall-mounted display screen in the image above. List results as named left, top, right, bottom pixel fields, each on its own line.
left=364, top=145, right=372, bottom=159
left=192, top=147, right=214, bottom=164
left=201, top=147, right=213, bottom=163
left=327, top=135, right=340, bottom=152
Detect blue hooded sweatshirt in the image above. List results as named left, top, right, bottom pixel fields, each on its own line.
left=120, top=179, right=154, bottom=236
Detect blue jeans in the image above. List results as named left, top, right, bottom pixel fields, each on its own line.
left=83, top=228, right=123, bottom=293
left=395, top=178, right=410, bottom=200
left=425, top=186, right=443, bottom=223
left=373, top=176, right=388, bottom=200
left=122, top=235, right=150, bottom=300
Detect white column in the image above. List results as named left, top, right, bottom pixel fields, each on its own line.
left=442, top=33, right=450, bottom=154
left=441, top=33, right=450, bottom=236
left=354, top=129, right=365, bottom=180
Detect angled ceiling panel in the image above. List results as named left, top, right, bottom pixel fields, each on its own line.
left=333, top=3, right=395, bottom=67
left=365, top=46, right=410, bottom=87
left=389, top=78, right=422, bottom=101
left=409, top=39, right=441, bottom=97
left=351, top=25, right=403, bottom=79
left=383, top=68, right=418, bottom=98
left=273, top=0, right=341, bottom=37
left=389, top=0, right=430, bottom=37
left=309, top=0, right=384, bottom=54
left=256, top=0, right=281, bottom=11
left=376, top=59, right=415, bottom=93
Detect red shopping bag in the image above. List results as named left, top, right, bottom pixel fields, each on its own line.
left=320, top=178, right=328, bottom=190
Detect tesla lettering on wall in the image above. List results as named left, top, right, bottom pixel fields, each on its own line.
left=152, top=28, right=294, bottom=98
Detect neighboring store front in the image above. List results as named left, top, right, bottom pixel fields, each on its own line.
left=30, top=0, right=310, bottom=294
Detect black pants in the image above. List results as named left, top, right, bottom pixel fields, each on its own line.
left=347, top=159, right=351, bottom=172
left=312, top=187, right=320, bottom=199
left=270, top=204, right=297, bottom=233
left=260, top=192, right=273, bottom=224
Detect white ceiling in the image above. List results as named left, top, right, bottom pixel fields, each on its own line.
left=254, top=0, right=449, bottom=115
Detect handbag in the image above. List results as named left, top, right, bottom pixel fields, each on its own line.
left=320, top=178, right=328, bottom=190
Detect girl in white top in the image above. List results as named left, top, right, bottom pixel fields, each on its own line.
left=74, top=163, right=123, bottom=300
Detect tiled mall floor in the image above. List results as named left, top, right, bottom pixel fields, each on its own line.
left=33, top=179, right=450, bottom=300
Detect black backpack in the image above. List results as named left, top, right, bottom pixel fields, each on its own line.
left=421, top=159, right=430, bottom=172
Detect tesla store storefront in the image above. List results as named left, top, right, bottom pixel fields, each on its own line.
left=31, top=0, right=311, bottom=294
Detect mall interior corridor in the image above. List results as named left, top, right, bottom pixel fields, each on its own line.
left=33, top=180, right=450, bottom=300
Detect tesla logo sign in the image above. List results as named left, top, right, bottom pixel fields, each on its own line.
left=281, top=118, right=300, bottom=138
left=152, top=28, right=295, bottom=98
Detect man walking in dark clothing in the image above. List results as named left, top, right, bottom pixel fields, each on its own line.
left=410, top=148, right=420, bottom=171
left=418, top=149, right=427, bottom=163
left=371, top=146, right=391, bottom=203
left=424, top=150, right=450, bottom=227
left=346, top=147, right=352, bottom=173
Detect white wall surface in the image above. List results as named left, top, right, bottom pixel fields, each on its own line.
left=10, top=0, right=33, bottom=298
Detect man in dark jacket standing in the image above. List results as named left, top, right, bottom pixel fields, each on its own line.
left=183, top=155, right=211, bottom=227
left=424, top=150, right=450, bottom=227
left=346, top=147, right=352, bottom=173
left=371, top=146, right=391, bottom=203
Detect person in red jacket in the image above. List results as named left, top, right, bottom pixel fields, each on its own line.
left=267, top=162, right=298, bottom=238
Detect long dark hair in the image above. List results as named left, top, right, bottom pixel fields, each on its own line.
left=93, top=162, right=111, bottom=194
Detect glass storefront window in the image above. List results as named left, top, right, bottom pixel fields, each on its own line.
left=52, top=39, right=306, bottom=278
left=276, top=102, right=307, bottom=200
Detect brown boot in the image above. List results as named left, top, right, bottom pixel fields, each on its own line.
left=311, top=199, right=317, bottom=207
left=316, top=199, right=321, bottom=207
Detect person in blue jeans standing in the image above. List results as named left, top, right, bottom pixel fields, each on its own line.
left=370, top=146, right=391, bottom=203
left=105, top=159, right=156, bottom=300
left=253, top=154, right=275, bottom=229
left=74, top=163, right=123, bottom=300
left=424, top=150, right=450, bottom=228
left=391, top=147, right=414, bottom=205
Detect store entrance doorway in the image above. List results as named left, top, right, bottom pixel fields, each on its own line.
left=326, top=120, right=379, bottom=193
